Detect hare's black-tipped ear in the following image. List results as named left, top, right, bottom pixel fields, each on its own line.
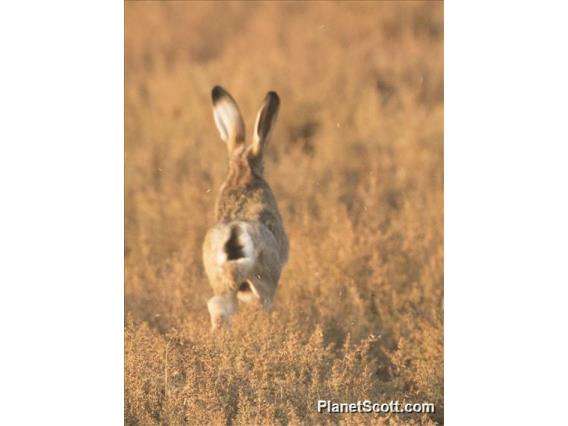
left=251, top=91, right=280, bottom=158
left=211, top=86, right=246, bottom=154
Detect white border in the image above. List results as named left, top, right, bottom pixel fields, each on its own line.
left=446, top=1, right=568, bottom=424
left=0, top=2, right=123, bottom=424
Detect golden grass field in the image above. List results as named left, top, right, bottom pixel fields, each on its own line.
left=125, top=1, right=443, bottom=424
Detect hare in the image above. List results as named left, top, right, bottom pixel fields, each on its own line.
left=203, top=86, right=289, bottom=330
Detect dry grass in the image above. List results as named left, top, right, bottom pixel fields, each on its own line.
left=125, top=1, right=443, bottom=425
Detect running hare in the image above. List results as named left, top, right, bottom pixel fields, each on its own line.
left=203, top=86, right=289, bottom=330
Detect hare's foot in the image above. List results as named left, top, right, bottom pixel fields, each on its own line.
left=262, top=297, right=273, bottom=313
left=207, top=294, right=237, bottom=331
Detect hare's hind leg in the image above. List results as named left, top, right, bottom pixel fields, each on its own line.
left=250, top=278, right=275, bottom=313
left=235, top=278, right=274, bottom=312
left=262, top=297, right=273, bottom=313
left=207, top=293, right=237, bottom=331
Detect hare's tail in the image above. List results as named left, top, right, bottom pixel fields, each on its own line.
left=213, top=222, right=258, bottom=295
left=222, top=223, right=254, bottom=263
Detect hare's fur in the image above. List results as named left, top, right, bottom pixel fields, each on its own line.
left=203, top=86, right=289, bottom=330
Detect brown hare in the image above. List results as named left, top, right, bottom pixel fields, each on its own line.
left=203, top=86, right=289, bottom=330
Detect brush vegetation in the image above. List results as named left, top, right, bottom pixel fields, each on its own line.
left=125, top=1, right=443, bottom=424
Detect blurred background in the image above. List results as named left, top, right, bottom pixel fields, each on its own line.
left=125, top=2, right=443, bottom=424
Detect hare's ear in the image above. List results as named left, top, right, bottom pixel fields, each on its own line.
left=211, top=86, right=245, bottom=154
left=251, top=91, right=280, bottom=158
